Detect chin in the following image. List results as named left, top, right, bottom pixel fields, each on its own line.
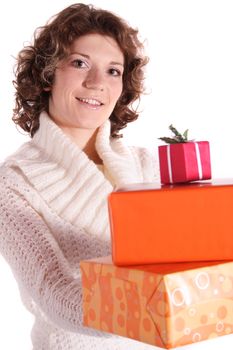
left=77, top=119, right=109, bottom=130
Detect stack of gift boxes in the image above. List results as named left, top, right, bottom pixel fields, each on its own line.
left=80, top=126, right=233, bottom=348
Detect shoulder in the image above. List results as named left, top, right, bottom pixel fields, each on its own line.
left=0, top=157, right=35, bottom=201
left=0, top=139, right=41, bottom=189
left=129, top=145, right=161, bottom=183
left=4, top=140, right=38, bottom=164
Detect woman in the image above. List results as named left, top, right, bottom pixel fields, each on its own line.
left=0, top=3, right=159, bottom=349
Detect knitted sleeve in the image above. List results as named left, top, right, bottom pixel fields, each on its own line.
left=131, top=146, right=161, bottom=183
left=0, top=182, right=86, bottom=332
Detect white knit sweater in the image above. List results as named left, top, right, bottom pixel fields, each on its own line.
left=0, top=112, right=159, bottom=350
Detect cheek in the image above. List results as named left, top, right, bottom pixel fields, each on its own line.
left=51, top=77, right=74, bottom=100
left=53, top=69, right=77, bottom=92
left=112, top=83, right=123, bottom=102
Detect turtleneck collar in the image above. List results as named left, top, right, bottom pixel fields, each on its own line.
left=32, top=111, right=111, bottom=172
left=5, top=111, right=143, bottom=234
left=32, top=111, right=143, bottom=187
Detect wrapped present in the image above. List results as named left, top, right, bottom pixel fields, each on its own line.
left=108, top=180, right=233, bottom=265
left=158, top=125, right=211, bottom=184
left=158, top=142, right=211, bottom=184
left=80, top=256, right=233, bottom=349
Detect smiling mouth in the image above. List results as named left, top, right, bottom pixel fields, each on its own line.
left=76, top=97, right=104, bottom=106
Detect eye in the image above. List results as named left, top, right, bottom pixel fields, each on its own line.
left=108, top=68, right=122, bottom=77
left=71, top=59, right=88, bottom=69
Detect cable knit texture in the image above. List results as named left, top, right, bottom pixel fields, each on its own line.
left=0, top=112, right=160, bottom=349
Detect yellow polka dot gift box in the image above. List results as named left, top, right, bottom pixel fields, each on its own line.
left=80, top=256, right=233, bottom=348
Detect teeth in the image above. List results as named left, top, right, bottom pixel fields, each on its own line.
left=78, top=98, right=102, bottom=106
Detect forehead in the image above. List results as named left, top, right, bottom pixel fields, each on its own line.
left=69, top=33, right=124, bottom=63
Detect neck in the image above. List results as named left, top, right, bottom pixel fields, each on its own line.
left=83, top=130, right=103, bottom=164
left=61, top=126, right=102, bottom=165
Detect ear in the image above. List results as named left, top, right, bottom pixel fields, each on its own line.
left=44, top=87, right=51, bottom=91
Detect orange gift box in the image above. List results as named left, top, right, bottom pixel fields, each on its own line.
left=108, top=180, right=233, bottom=266
left=80, top=256, right=233, bottom=349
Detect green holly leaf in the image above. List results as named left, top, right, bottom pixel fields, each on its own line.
left=158, top=125, right=193, bottom=144
left=169, top=124, right=183, bottom=138
left=183, top=129, right=189, bottom=141
left=158, top=137, right=179, bottom=144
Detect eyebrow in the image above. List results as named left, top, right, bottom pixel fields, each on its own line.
left=70, top=52, right=124, bottom=67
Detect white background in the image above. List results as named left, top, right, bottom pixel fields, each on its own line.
left=1, top=0, right=233, bottom=349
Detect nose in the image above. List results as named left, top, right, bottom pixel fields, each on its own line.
left=83, top=67, right=104, bottom=91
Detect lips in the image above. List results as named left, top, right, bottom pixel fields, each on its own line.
left=76, top=97, right=103, bottom=106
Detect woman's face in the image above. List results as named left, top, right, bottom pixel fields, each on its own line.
left=48, top=33, right=124, bottom=131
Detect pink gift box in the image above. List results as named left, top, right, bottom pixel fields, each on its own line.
left=158, top=141, right=211, bottom=184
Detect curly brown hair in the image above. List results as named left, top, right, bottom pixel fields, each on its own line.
left=13, top=3, right=148, bottom=137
